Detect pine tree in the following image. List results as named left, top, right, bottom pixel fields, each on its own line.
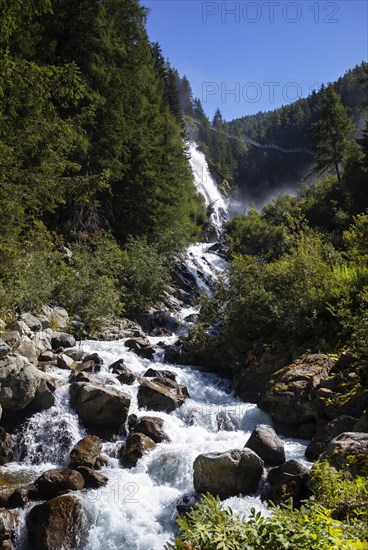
left=310, top=84, right=355, bottom=183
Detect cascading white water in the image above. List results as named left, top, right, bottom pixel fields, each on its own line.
left=188, top=142, right=228, bottom=229
left=7, top=143, right=310, bottom=549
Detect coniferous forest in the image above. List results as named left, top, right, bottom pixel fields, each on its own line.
left=1, top=1, right=368, bottom=549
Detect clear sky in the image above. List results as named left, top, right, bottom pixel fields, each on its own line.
left=143, top=0, right=368, bottom=121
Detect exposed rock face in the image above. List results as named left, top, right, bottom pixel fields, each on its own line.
left=319, top=432, right=368, bottom=476
left=0, top=354, right=55, bottom=412
left=193, top=449, right=264, bottom=500
left=70, top=383, right=131, bottom=430
left=124, top=337, right=155, bottom=360
left=0, top=509, right=18, bottom=548
left=26, top=494, right=89, bottom=550
left=76, top=467, right=108, bottom=489
left=119, top=433, right=156, bottom=468
left=259, top=354, right=334, bottom=436
left=245, top=424, right=285, bottom=466
left=0, top=429, right=15, bottom=466
left=69, top=436, right=104, bottom=469
left=266, top=460, right=310, bottom=504
left=57, top=353, right=76, bottom=370
left=35, top=469, right=85, bottom=499
left=137, top=378, right=189, bottom=413
left=132, top=416, right=169, bottom=443
left=305, top=416, right=358, bottom=461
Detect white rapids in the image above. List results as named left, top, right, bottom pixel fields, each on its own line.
left=5, top=142, right=310, bottom=549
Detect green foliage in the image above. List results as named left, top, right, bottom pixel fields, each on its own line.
left=119, top=236, right=169, bottom=315
left=311, top=85, right=355, bottom=183
left=166, top=493, right=368, bottom=550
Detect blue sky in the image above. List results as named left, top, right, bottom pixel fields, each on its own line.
left=143, top=0, right=368, bottom=121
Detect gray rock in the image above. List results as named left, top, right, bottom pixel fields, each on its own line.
left=17, top=337, right=38, bottom=365
left=51, top=332, right=76, bottom=350
left=57, top=353, right=76, bottom=370
left=20, top=313, right=42, bottom=332
left=109, top=360, right=136, bottom=385
left=42, top=305, right=69, bottom=330
left=267, top=459, right=309, bottom=504
left=1, top=332, right=20, bottom=352
left=193, top=448, right=264, bottom=500
left=143, top=368, right=177, bottom=381
left=34, top=314, right=51, bottom=330
left=125, top=337, right=155, bottom=360
left=260, top=354, right=334, bottom=432
left=245, top=424, right=285, bottom=466
left=0, top=339, right=11, bottom=358
left=0, top=354, right=53, bottom=411
left=137, top=378, right=189, bottom=413
left=38, top=351, right=57, bottom=363
left=64, top=349, right=87, bottom=362
left=319, top=432, right=368, bottom=475
left=26, top=494, right=89, bottom=550
left=305, top=416, right=358, bottom=461
left=33, top=331, right=53, bottom=356
left=70, top=383, right=131, bottom=429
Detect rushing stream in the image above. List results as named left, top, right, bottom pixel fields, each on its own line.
left=7, top=142, right=309, bottom=549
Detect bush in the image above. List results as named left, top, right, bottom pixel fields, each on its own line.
left=166, top=492, right=368, bottom=550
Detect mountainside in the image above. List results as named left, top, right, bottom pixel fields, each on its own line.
left=180, top=62, right=367, bottom=205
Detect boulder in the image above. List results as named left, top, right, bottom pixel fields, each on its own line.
left=137, top=378, right=189, bottom=413
left=133, top=416, right=169, bottom=443
left=38, top=351, right=56, bottom=363
left=68, top=371, right=100, bottom=385
left=193, top=449, right=264, bottom=500
left=63, top=349, right=87, bottom=362
left=34, top=314, right=51, bottom=330
left=260, top=354, right=334, bottom=436
left=20, top=313, right=42, bottom=332
left=124, top=337, right=155, bottom=360
left=92, top=318, right=146, bottom=341
left=1, top=332, right=20, bottom=352
left=35, top=469, right=85, bottom=499
left=143, top=368, right=177, bottom=381
left=9, top=320, right=32, bottom=338
left=51, top=332, right=76, bottom=350
left=119, top=433, right=156, bottom=468
left=0, top=488, right=29, bottom=510
left=33, top=331, right=53, bottom=356
left=319, top=432, right=368, bottom=476
left=0, top=429, right=15, bottom=466
left=0, top=354, right=55, bottom=412
left=0, top=509, right=18, bottom=548
left=245, top=424, right=285, bottom=466
left=109, top=360, right=136, bottom=385
left=0, top=340, right=10, bottom=359
left=70, top=383, right=131, bottom=430
left=69, top=436, right=103, bottom=469
left=305, top=416, right=358, bottom=461
left=57, top=354, right=76, bottom=371
left=42, top=306, right=69, bottom=330
left=17, top=338, right=38, bottom=365
left=26, top=494, right=89, bottom=550
left=267, top=460, right=310, bottom=504
left=76, top=467, right=108, bottom=489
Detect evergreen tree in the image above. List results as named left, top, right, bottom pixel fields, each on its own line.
left=311, top=85, right=355, bottom=183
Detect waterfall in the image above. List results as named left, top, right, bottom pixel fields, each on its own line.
left=6, top=145, right=310, bottom=550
